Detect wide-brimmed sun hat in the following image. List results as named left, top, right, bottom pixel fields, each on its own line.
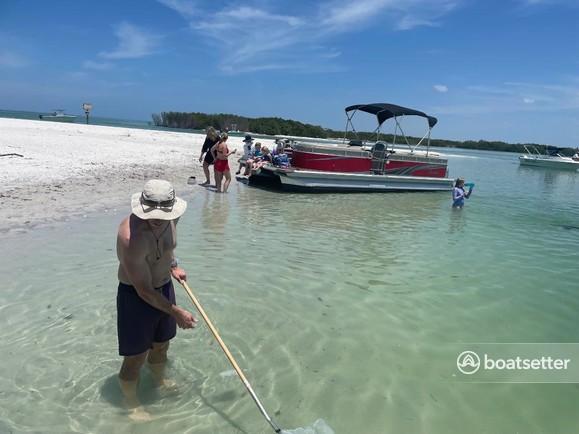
left=131, top=179, right=187, bottom=220
left=243, top=134, right=253, bottom=142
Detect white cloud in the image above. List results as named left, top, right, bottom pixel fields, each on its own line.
left=192, top=6, right=309, bottom=71
left=322, top=50, right=342, bottom=59
left=99, top=22, right=162, bottom=60
left=158, top=1, right=461, bottom=73
left=220, top=6, right=304, bottom=26
left=434, top=84, right=449, bottom=93
left=0, top=51, right=27, bottom=68
left=433, top=80, right=579, bottom=115
left=82, top=60, right=114, bottom=70
left=397, top=16, right=436, bottom=30
left=517, top=0, right=578, bottom=8
left=320, top=0, right=460, bottom=31
left=320, top=0, right=394, bottom=28
left=158, top=0, right=197, bottom=17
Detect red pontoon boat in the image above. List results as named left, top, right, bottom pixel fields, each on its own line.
left=247, top=103, right=454, bottom=192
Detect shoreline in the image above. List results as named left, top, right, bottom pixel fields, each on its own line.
left=0, top=162, right=197, bottom=234
left=0, top=118, right=272, bottom=233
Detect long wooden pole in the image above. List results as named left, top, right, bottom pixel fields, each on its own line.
left=176, top=279, right=282, bottom=433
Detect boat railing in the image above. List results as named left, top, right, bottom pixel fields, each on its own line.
left=388, top=117, right=433, bottom=155
left=388, top=153, right=447, bottom=164
left=523, top=145, right=542, bottom=156
left=293, top=142, right=371, bottom=158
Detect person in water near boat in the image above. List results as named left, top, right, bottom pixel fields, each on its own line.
left=199, top=127, right=220, bottom=186
left=211, top=132, right=237, bottom=193
left=235, top=134, right=254, bottom=175
left=452, top=177, right=474, bottom=208
left=116, top=179, right=197, bottom=421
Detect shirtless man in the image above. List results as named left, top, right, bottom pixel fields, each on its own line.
left=116, top=179, right=197, bottom=420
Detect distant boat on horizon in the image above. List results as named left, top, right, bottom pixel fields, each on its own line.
left=519, top=145, right=579, bottom=171
left=39, top=109, right=77, bottom=123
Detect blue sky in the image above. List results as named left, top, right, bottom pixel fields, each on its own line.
left=1, top=0, right=578, bottom=145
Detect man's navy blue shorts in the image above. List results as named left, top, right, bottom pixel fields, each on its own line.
left=117, top=280, right=177, bottom=356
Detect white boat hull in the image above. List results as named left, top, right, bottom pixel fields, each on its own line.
left=39, top=115, right=77, bottom=123
left=519, top=155, right=579, bottom=170
left=251, top=166, right=454, bottom=192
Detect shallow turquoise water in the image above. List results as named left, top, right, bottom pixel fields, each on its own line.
left=2, top=149, right=579, bottom=433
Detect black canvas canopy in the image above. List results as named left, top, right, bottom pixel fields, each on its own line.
left=345, top=103, right=438, bottom=128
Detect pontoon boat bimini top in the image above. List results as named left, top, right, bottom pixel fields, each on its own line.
left=345, top=103, right=438, bottom=128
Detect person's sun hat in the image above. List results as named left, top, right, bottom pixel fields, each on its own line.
left=243, top=134, right=253, bottom=142
left=131, top=179, right=187, bottom=220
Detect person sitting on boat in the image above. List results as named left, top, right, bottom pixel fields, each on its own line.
left=252, top=146, right=273, bottom=170
left=242, top=142, right=263, bottom=176
left=272, top=139, right=284, bottom=156
left=235, top=134, right=254, bottom=175
left=452, top=178, right=473, bottom=208
left=252, top=142, right=263, bottom=158
left=244, top=146, right=273, bottom=176
left=272, top=145, right=290, bottom=168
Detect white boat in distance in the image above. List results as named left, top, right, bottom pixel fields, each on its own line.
left=39, top=109, right=77, bottom=123
left=519, top=145, right=579, bottom=171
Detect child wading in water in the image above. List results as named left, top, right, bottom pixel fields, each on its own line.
left=452, top=178, right=474, bottom=208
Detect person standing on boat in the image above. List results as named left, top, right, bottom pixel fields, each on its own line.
left=116, top=179, right=197, bottom=421
left=452, top=178, right=473, bottom=208
left=199, top=126, right=219, bottom=186
left=211, top=132, right=237, bottom=193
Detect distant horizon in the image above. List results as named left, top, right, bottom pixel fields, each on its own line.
left=1, top=106, right=566, bottom=148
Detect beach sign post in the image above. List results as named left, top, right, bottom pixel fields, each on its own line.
left=82, top=103, right=93, bottom=124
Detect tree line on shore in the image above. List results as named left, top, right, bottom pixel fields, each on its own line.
left=152, top=111, right=577, bottom=155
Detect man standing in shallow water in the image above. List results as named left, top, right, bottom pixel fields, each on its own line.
left=116, top=179, right=197, bottom=420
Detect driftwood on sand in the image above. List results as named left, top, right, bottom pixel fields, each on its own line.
left=0, top=153, right=24, bottom=158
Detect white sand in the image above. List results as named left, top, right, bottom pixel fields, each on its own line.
left=0, top=118, right=275, bottom=232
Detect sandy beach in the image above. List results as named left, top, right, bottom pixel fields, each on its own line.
left=0, top=118, right=272, bottom=232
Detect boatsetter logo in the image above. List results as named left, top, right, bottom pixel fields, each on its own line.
left=456, top=347, right=572, bottom=381
left=457, top=351, right=481, bottom=375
